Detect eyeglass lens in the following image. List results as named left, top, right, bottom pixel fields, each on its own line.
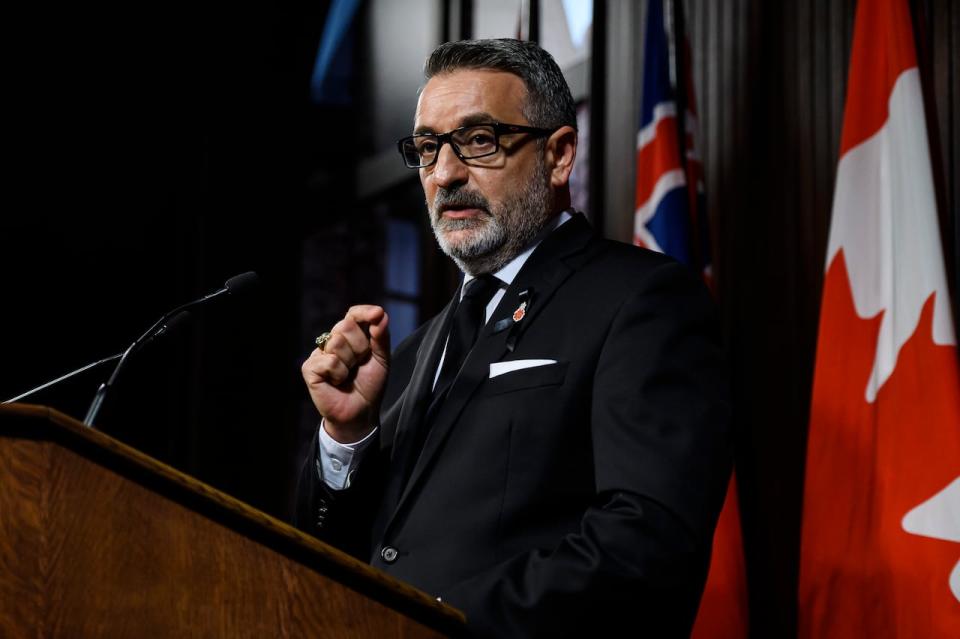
left=402, top=125, right=498, bottom=167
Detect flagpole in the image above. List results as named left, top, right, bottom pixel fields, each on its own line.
left=667, top=0, right=702, bottom=270
left=670, top=0, right=688, bottom=175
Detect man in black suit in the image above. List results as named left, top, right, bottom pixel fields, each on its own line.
left=296, top=38, right=731, bottom=638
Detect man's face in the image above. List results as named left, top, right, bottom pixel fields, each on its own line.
left=415, top=69, right=554, bottom=275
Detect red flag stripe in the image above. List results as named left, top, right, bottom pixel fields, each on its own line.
left=636, top=114, right=685, bottom=208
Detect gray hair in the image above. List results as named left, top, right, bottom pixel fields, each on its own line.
left=424, top=39, right=577, bottom=131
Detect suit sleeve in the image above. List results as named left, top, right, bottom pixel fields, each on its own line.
left=292, top=424, right=388, bottom=560
left=441, top=261, right=733, bottom=638
left=291, top=323, right=427, bottom=559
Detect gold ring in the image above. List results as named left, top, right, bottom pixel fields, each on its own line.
left=315, top=332, right=333, bottom=351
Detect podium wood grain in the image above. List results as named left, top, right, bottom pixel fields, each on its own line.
left=0, top=404, right=464, bottom=638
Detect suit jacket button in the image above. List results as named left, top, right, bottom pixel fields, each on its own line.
left=380, top=546, right=399, bottom=564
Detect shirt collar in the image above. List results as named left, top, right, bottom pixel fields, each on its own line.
left=462, top=209, right=574, bottom=295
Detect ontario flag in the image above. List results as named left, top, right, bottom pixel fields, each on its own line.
left=799, top=0, right=960, bottom=636
left=635, top=0, right=710, bottom=279
left=636, top=2, right=748, bottom=637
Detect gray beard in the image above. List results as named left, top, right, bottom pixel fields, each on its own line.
left=427, top=162, right=554, bottom=276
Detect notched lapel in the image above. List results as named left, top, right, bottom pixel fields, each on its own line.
left=388, top=294, right=457, bottom=455
left=378, top=293, right=458, bottom=531
left=487, top=213, right=595, bottom=350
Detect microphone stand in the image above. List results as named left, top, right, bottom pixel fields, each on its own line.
left=81, top=271, right=257, bottom=428
left=82, top=306, right=204, bottom=427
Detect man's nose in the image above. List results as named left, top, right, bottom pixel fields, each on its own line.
left=431, top=143, right=469, bottom=188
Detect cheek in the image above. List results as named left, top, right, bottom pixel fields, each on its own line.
left=477, top=174, right=519, bottom=206
left=470, top=168, right=512, bottom=199
left=420, top=174, right=435, bottom=200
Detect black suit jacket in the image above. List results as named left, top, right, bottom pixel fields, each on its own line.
left=295, top=214, right=732, bottom=638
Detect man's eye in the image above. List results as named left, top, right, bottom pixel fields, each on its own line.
left=469, top=133, right=494, bottom=145
left=416, top=139, right=439, bottom=154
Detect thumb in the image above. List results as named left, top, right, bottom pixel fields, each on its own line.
left=368, top=311, right=391, bottom=363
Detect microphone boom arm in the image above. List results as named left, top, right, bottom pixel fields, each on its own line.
left=3, top=353, right=123, bottom=404
left=80, top=271, right=257, bottom=428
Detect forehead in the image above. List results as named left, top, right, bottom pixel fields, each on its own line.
left=414, top=69, right=528, bottom=131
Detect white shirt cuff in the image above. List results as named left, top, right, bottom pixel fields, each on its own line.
left=317, top=421, right=378, bottom=490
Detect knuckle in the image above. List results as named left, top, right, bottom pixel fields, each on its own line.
left=324, top=332, right=341, bottom=351
left=323, top=365, right=341, bottom=384
left=330, top=364, right=349, bottom=383
left=303, top=354, right=322, bottom=374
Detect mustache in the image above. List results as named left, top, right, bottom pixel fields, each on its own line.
left=431, top=187, right=490, bottom=216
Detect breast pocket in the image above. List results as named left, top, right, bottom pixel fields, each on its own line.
left=483, top=360, right=568, bottom=396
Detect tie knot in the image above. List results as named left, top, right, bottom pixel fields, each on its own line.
left=463, top=275, right=501, bottom=304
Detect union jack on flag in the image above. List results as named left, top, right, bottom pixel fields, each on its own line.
left=635, top=0, right=710, bottom=280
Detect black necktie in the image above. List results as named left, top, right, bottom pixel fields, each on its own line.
left=431, top=275, right=501, bottom=403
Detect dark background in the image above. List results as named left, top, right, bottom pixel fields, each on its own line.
left=5, top=2, right=322, bottom=514
left=2, top=2, right=957, bottom=637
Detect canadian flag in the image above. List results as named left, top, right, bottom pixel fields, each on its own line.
left=798, top=0, right=960, bottom=636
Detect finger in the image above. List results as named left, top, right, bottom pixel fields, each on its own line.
left=368, top=311, right=391, bottom=364
left=302, top=351, right=351, bottom=386
left=330, top=305, right=388, bottom=364
left=321, top=329, right=361, bottom=370
left=344, top=304, right=385, bottom=327
left=329, top=315, right=375, bottom=362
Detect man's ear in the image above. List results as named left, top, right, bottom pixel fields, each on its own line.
left=544, top=125, right=578, bottom=187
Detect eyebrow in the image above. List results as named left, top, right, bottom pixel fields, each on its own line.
left=413, top=111, right=500, bottom=136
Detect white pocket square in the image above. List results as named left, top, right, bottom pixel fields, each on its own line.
left=489, top=359, right=557, bottom=378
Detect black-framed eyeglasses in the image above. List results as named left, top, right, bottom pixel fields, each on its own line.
left=397, top=122, right=558, bottom=169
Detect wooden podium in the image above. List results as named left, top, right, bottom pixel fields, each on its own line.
left=0, top=404, right=465, bottom=638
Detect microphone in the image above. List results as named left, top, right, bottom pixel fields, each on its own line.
left=2, top=310, right=192, bottom=405
left=82, top=272, right=259, bottom=427
left=224, top=271, right=259, bottom=297
left=189, top=271, right=260, bottom=307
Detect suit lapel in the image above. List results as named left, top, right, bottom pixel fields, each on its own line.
left=386, top=214, right=596, bottom=529
left=389, top=292, right=457, bottom=454
left=377, top=291, right=458, bottom=516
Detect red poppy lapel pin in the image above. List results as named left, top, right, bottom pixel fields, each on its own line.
left=512, top=301, right=527, bottom=322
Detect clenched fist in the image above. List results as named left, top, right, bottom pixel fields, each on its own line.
left=301, top=305, right=390, bottom=444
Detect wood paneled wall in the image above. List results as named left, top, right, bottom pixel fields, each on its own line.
left=682, top=0, right=958, bottom=635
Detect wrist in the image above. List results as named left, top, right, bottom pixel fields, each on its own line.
left=322, top=418, right=375, bottom=445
